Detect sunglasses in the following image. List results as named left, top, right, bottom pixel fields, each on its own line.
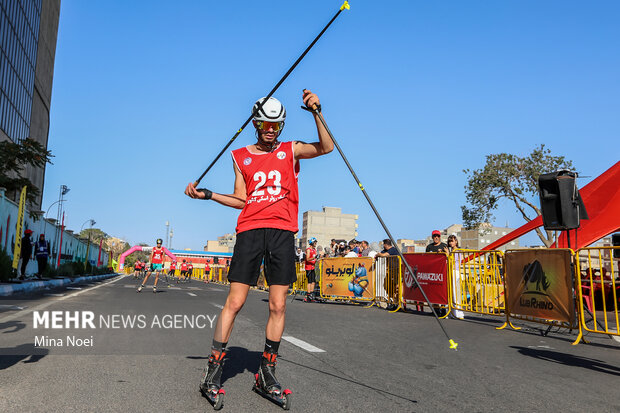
left=432, top=235, right=440, bottom=238
left=254, top=120, right=283, bottom=132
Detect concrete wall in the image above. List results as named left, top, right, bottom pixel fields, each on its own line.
left=301, top=207, right=359, bottom=250
left=0, top=188, right=109, bottom=276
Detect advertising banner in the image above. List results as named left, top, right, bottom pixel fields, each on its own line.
left=505, top=249, right=574, bottom=323
left=320, top=257, right=374, bottom=300
left=11, top=185, right=27, bottom=270
left=402, top=253, right=449, bottom=305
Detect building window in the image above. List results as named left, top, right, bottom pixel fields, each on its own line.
left=0, top=0, right=41, bottom=144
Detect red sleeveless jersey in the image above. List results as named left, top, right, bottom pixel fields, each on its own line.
left=232, top=141, right=300, bottom=234
left=151, top=247, right=164, bottom=264
left=305, top=246, right=317, bottom=271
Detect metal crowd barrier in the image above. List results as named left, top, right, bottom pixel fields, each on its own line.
left=573, top=246, right=620, bottom=345
left=451, top=249, right=505, bottom=317
left=375, top=256, right=401, bottom=311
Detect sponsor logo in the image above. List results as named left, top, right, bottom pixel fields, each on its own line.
left=518, top=260, right=554, bottom=310
left=403, top=264, right=417, bottom=288
left=243, top=157, right=252, bottom=165
left=277, top=151, right=286, bottom=160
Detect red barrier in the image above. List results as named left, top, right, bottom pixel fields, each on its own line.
left=402, top=253, right=449, bottom=305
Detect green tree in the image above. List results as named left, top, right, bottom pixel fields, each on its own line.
left=78, top=228, right=109, bottom=244
left=461, top=144, right=574, bottom=247
left=0, top=138, right=54, bottom=207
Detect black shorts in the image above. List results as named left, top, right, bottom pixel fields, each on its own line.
left=306, top=269, right=316, bottom=284
left=227, top=228, right=297, bottom=286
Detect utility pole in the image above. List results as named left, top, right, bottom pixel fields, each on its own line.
left=165, top=221, right=170, bottom=247
left=169, top=228, right=173, bottom=250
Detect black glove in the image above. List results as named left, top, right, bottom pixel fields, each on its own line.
left=197, top=188, right=212, bottom=200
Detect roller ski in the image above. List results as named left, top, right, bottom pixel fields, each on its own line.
left=252, top=351, right=291, bottom=410
left=200, top=350, right=226, bottom=410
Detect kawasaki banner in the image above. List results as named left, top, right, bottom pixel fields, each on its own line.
left=401, top=253, right=449, bottom=305
left=320, top=257, right=374, bottom=301
left=505, top=249, right=574, bottom=324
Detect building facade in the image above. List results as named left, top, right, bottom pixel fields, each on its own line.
left=0, top=0, right=61, bottom=209
left=301, top=207, right=358, bottom=250
left=204, top=233, right=236, bottom=253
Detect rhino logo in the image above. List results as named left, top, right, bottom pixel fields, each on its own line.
left=521, top=260, right=550, bottom=292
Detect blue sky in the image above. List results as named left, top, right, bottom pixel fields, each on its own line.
left=41, top=0, right=620, bottom=249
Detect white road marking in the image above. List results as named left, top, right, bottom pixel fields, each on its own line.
left=208, top=288, right=224, bottom=292
left=169, top=287, right=181, bottom=290
left=212, top=303, right=224, bottom=309
left=187, top=292, right=197, bottom=297
left=0, top=276, right=123, bottom=324
left=282, top=336, right=326, bottom=353
left=66, top=287, right=82, bottom=290
left=0, top=304, right=24, bottom=310
left=44, top=293, right=65, bottom=297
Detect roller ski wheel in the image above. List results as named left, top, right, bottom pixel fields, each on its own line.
left=253, top=373, right=291, bottom=410
left=200, top=351, right=226, bottom=410
left=200, top=386, right=225, bottom=411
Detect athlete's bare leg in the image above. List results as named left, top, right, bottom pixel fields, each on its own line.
left=213, top=282, right=250, bottom=343
left=306, top=282, right=315, bottom=295
left=265, top=284, right=289, bottom=341
left=154, top=272, right=159, bottom=287
left=142, top=271, right=152, bottom=285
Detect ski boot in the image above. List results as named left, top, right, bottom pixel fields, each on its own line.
left=153, top=286, right=157, bottom=293
left=137, top=284, right=144, bottom=293
left=303, top=292, right=314, bottom=303
left=252, top=351, right=291, bottom=410
left=200, top=350, right=226, bottom=410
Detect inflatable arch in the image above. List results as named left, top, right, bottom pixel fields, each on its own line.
left=119, top=245, right=177, bottom=270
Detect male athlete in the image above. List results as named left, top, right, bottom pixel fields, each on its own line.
left=185, top=90, right=332, bottom=400
left=304, top=237, right=318, bottom=302
left=137, top=238, right=165, bottom=293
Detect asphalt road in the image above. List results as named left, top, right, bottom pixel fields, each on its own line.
left=1, top=275, right=619, bottom=412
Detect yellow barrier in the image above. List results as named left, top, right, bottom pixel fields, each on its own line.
left=450, top=250, right=505, bottom=317
left=573, top=246, right=620, bottom=345
left=498, top=249, right=579, bottom=334
left=374, top=256, right=401, bottom=311
left=289, top=262, right=308, bottom=295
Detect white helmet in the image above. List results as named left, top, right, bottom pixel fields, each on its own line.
left=253, top=97, right=286, bottom=122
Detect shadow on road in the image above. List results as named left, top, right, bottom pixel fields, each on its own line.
left=187, top=347, right=262, bottom=385
left=280, top=357, right=417, bottom=404
left=511, top=346, right=620, bottom=376
left=0, top=343, right=48, bottom=370
left=0, top=320, right=27, bottom=334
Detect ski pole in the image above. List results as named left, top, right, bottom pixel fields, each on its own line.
left=302, top=102, right=459, bottom=351
left=193, top=1, right=351, bottom=186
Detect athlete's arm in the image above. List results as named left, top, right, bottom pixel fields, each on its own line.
left=294, top=90, right=333, bottom=159
left=184, top=163, right=247, bottom=209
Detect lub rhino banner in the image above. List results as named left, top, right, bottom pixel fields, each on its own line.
left=505, top=249, right=574, bottom=323
left=320, top=257, right=374, bottom=300
left=402, top=253, right=449, bottom=305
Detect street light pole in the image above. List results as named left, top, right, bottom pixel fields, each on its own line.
left=80, top=219, right=96, bottom=269
left=54, top=185, right=70, bottom=268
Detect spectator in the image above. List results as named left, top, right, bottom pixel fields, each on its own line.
left=360, top=240, right=371, bottom=257
left=20, top=229, right=33, bottom=279
left=426, top=230, right=448, bottom=253
left=447, top=234, right=465, bottom=320
left=329, top=239, right=337, bottom=256
left=295, top=247, right=304, bottom=263
left=344, top=245, right=357, bottom=258
left=376, top=239, right=399, bottom=257
left=34, top=233, right=50, bottom=279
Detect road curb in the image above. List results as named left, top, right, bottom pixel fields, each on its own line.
left=0, top=273, right=120, bottom=296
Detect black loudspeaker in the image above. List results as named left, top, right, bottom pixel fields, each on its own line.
left=538, top=170, right=588, bottom=231
left=612, top=234, right=620, bottom=259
